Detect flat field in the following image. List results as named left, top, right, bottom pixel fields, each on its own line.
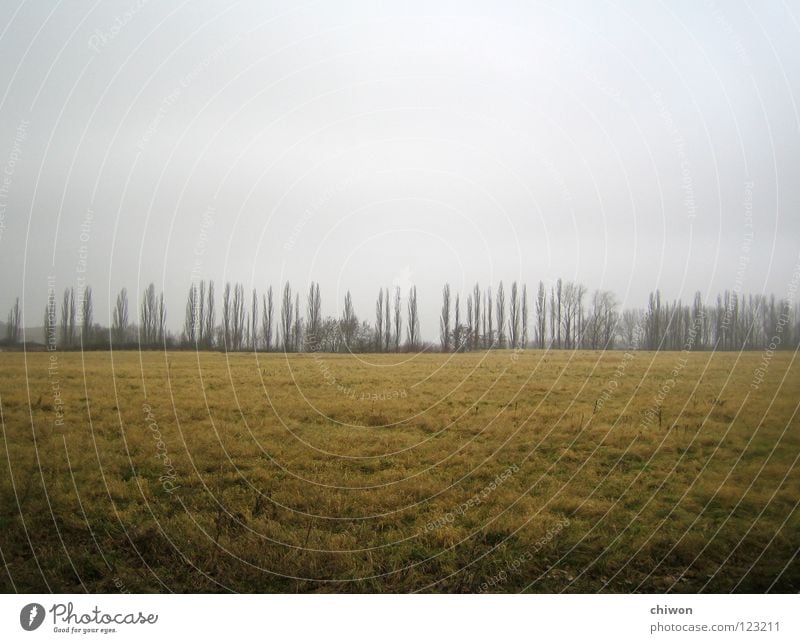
left=0, top=349, right=798, bottom=592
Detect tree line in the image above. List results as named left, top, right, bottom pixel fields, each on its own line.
left=3, top=278, right=799, bottom=352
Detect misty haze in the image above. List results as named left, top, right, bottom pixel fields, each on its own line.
left=0, top=1, right=798, bottom=598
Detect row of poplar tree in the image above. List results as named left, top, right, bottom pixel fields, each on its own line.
left=3, top=279, right=799, bottom=352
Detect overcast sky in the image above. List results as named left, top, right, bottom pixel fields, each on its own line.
left=1, top=0, right=799, bottom=340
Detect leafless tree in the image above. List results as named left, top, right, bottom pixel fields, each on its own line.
left=485, top=287, right=493, bottom=348
left=521, top=283, right=528, bottom=348
left=692, top=291, right=705, bottom=350
left=280, top=282, right=293, bottom=351
left=205, top=281, right=216, bottom=348
left=586, top=290, right=618, bottom=349
left=112, top=288, right=129, bottom=344
left=262, top=286, right=274, bottom=351
left=44, top=291, right=57, bottom=348
left=6, top=297, right=21, bottom=344
left=140, top=283, right=158, bottom=346
left=559, top=281, right=584, bottom=349
left=67, top=289, right=76, bottom=345
left=393, top=287, right=401, bottom=352
left=496, top=281, right=506, bottom=348
left=473, top=283, right=481, bottom=349
left=481, top=294, right=487, bottom=347
left=644, top=290, right=662, bottom=350
left=196, top=281, right=206, bottom=347
left=314, top=317, right=340, bottom=352
left=466, top=294, right=473, bottom=350
left=183, top=284, right=199, bottom=346
left=453, top=293, right=461, bottom=350
left=375, top=287, right=385, bottom=351
left=293, top=293, right=302, bottom=351
left=341, top=290, right=357, bottom=350
left=576, top=284, right=587, bottom=348
left=559, top=280, right=575, bottom=348
left=536, top=281, right=546, bottom=348
left=406, top=286, right=419, bottom=349
left=60, top=287, right=75, bottom=347
left=384, top=288, right=391, bottom=352
left=440, top=283, right=451, bottom=351
left=620, top=309, right=641, bottom=349
left=232, top=283, right=246, bottom=350
left=156, top=291, right=166, bottom=344
left=555, top=278, right=562, bottom=348
left=306, top=282, right=321, bottom=351
left=251, top=288, right=258, bottom=350
left=508, top=281, right=520, bottom=348
left=80, top=286, right=93, bottom=345
left=222, top=282, right=232, bottom=349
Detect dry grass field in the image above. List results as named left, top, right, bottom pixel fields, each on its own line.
left=0, top=349, right=798, bottom=593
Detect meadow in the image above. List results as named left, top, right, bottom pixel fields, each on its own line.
left=0, top=348, right=797, bottom=593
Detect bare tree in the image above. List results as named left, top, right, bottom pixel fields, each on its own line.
left=222, top=282, right=232, bottom=349
left=555, top=278, right=562, bottom=348
left=485, top=287, right=493, bottom=347
left=692, top=291, right=705, bottom=350
left=406, top=286, right=419, bottom=349
left=140, top=283, right=158, bottom=346
left=183, top=284, right=199, bottom=346
left=112, top=288, right=129, bottom=344
left=67, top=289, right=76, bottom=346
left=586, top=290, right=618, bottom=349
left=232, top=283, right=246, bottom=350
left=384, top=288, right=391, bottom=352
left=306, top=282, right=321, bottom=351
left=6, top=297, right=21, bottom=345
left=466, top=294, right=473, bottom=350
left=473, top=283, right=481, bottom=349
left=481, top=293, right=487, bottom=347
left=575, top=283, right=586, bottom=348
left=508, top=281, right=520, bottom=348
left=440, top=283, right=451, bottom=351
left=559, top=281, right=584, bottom=349
left=280, top=282, right=293, bottom=351
left=536, top=281, right=546, bottom=348
left=80, top=286, right=93, bottom=345
left=453, top=293, right=461, bottom=350
left=560, top=281, right=573, bottom=348
left=521, top=283, right=528, bottom=348
left=375, top=287, right=384, bottom=351
left=244, top=308, right=250, bottom=350
left=44, top=291, right=57, bottom=349
left=496, top=281, right=506, bottom=348
left=158, top=292, right=167, bottom=344
left=645, top=290, right=662, bottom=350
left=197, top=281, right=206, bottom=347
left=599, top=290, right=617, bottom=349
left=393, top=287, right=401, bottom=351
left=60, top=288, right=75, bottom=347
left=620, top=309, right=641, bottom=349
left=203, top=281, right=215, bottom=348
left=251, top=288, right=258, bottom=350
left=340, top=291, right=357, bottom=350
left=262, top=286, right=274, bottom=351
left=293, top=293, right=302, bottom=351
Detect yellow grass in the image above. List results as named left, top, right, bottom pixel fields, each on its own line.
left=0, top=349, right=798, bottom=592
